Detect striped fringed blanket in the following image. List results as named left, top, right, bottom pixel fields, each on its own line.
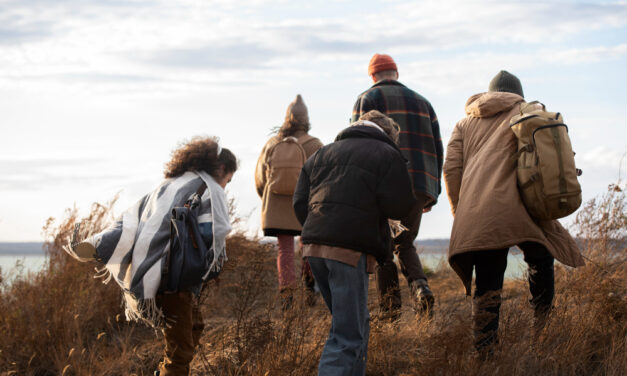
left=65, top=170, right=231, bottom=326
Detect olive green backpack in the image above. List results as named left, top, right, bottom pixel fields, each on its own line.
left=509, top=101, right=582, bottom=220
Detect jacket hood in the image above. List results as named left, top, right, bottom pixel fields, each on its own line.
left=465, top=91, right=524, bottom=118
left=335, top=125, right=400, bottom=152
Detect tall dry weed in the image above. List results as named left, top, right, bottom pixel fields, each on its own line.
left=1, top=182, right=625, bottom=375
left=194, top=233, right=325, bottom=376
left=0, top=198, right=159, bottom=376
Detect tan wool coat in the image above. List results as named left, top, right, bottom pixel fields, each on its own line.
left=443, top=92, right=585, bottom=294
left=255, top=130, right=323, bottom=236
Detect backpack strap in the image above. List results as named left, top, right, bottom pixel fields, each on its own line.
left=520, top=173, right=540, bottom=189
left=265, top=137, right=291, bottom=165
left=266, top=135, right=312, bottom=161
left=510, top=143, right=534, bottom=164
left=196, top=182, right=207, bottom=196
left=184, top=182, right=207, bottom=208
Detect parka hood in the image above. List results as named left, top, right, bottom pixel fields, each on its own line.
left=335, top=125, right=400, bottom=153
left=465, top=91, right=524, bottom=118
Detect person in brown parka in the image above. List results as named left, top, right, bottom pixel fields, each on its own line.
left=443, top=71, right=585, bottom=354
left=255, top=95, right=323, bottom=305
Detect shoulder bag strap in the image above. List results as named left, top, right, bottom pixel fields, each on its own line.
left=196, top=182, right=207, bottom=196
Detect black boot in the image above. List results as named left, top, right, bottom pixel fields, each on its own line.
left=410, top=279, right=435, bottom=316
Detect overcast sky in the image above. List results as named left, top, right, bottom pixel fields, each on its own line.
left=1, top=0, right=626, bottom=242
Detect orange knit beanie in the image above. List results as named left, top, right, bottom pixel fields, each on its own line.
left=368, top=54, right=398, bottom=76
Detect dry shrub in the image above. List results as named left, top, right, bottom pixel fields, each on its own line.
left=0, top=196, right=328, bottom=376
left=1, top=182, right=626, bottom=375
left=0, top=197, right=159, bottom=376
left=357, top=182, right=626, bottom=376
left=193, top=233, right=325, bottom=376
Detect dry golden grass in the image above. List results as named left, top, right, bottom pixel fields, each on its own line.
left=1, top=184, right=625, bottom=376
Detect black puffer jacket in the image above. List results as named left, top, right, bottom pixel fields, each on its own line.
left=293, top=125, right=415, bottom=262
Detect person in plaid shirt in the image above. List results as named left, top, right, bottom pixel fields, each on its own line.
left=351, top=53, right=443, bottom=318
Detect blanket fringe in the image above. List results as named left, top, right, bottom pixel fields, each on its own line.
left=63, top=232, right=164, bottom=328
left=208, top=246, right=227, bottom=274
left=63, top=241, right=113, bottom=284
left=93, top=266, right=113, bottom=284
left=123, top=294, right=164, bottom=328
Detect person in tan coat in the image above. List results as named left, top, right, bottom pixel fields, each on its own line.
left=255, top=95, right=323, bottom=303
left=443, top=71, right=585, bottom=353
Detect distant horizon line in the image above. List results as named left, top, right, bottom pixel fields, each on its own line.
left=0, top=238, right=454, bottom=255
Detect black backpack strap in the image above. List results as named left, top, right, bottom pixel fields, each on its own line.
left=196, top=182, right=207, bottom=196
left=184, top=182, right=207, bottom=209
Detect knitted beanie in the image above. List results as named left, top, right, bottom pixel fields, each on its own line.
left=368, top=54, right=398, bottom=76
left=285, top=94, right=309, bottom=126
left=488, top=70, right=524, bottom=98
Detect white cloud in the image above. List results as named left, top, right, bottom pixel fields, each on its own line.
left=399, top=42, right=627, bottom=94
left=0, top=0, right=626, bottom=241
left=579, top=146, right=627, bottom=172
left=0, top=157, right=131, bottom=191
left=0, top=0, right=626, bottom=95
left=546, top=44, right=627, bottom=64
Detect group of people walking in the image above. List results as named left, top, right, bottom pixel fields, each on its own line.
left=68, top=53, right=584, bottom=376
left=256, top=54, right=584, bottom=375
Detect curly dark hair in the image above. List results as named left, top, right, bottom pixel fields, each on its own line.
left=164, top=136, right=238, bottom=179
left=359, top=110, right=400, bottom=144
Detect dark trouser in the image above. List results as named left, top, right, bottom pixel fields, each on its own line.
left=471, top=242, right=554, bottom=352
left=158, top=292, right=205, bottom=376
left=375, top=194, right=429, bottom=311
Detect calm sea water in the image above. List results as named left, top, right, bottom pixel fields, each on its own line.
left=419, top=252, right=527, bottom=279
left=0, top=255, right=48, bottom=279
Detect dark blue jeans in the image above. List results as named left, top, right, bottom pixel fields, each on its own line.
left=470, top=242, right=555, bottom=351
left=308, top=254, right=370, bottom=376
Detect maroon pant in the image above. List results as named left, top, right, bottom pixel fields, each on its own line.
left=277, top=234, right=296, bottom=290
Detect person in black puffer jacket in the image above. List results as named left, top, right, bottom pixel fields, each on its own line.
left=293, top=110, right=415, bottom=376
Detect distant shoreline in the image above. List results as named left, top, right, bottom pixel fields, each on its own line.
left=6, top=238, right=609, bottom=256
left=0, top=239, right=452, bottom=256
left=0, top=242, right=45, bottom=255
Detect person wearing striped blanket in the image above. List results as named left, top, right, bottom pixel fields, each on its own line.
left=66, top=137, right=237, bottom=376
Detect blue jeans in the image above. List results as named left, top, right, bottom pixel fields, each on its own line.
left=308, top=254, right=370, bottom=376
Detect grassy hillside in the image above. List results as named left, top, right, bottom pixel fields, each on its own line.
left=0, top=186, right=625, bottom=376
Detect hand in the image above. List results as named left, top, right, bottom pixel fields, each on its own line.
left=422, top=206, right=432, bottom=213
